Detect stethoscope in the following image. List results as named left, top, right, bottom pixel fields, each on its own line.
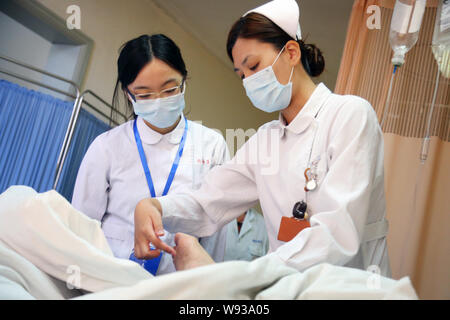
left=292, top=104, right=325, bottom=221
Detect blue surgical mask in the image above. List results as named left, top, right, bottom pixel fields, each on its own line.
left=131, top=86, right=186, bottom=129
left=243, top=46, right=294, bottom=113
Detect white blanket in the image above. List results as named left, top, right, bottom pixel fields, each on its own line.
left=0, top=186, right=417, bottom=300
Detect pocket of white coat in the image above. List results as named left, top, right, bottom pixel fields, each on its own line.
left=249, top=241, right=265, bottom=258
left=192, top=162, right=212, bottom=190
left=103, top=222, right=127, bottom=241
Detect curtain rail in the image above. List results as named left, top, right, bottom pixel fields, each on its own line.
left=0, top=69, right=125, bottom=125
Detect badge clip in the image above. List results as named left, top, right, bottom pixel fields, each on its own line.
left=304, top=168, right=317, bottom=192
left=277, top=201, right=311, bottom=242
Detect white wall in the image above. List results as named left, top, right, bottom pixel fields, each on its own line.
left=43, top=44, right=82, bottom=99
left=0, top=11, right=52, bottom=90
left=3, top=0, right=353, bottom=152
left=36, top=0, right=278, bottom=153
left=0, top=10, right=87, bottom=102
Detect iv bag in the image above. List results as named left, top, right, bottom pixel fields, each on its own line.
left=389, top=0, right=427, bottom=66
left=432, top=0, right=450, bottom=78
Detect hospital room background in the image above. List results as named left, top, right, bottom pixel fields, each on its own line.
left=0, top=0, right=448, bottom=299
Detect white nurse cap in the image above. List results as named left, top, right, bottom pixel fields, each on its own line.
left=243, top=0, right=302, bottom=40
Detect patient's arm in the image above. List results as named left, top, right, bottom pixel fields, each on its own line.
left=173, top=233, right=215, bottom=271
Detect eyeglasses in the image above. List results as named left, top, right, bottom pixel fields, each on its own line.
left=128, top=81, right=185, bottom=102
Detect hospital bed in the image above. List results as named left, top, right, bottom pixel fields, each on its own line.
left=0, top=186, right=418, bottom=300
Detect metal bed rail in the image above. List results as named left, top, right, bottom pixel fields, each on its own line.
left=0, top=54, right=127, bottom=191
left=52, top=89, right=128, bottom=190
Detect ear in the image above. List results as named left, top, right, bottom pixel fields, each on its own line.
left=285, top=40, right=301, bottom=67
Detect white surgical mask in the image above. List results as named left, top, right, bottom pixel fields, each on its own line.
left=243, top=46, right=294, bottom=113
left=131, top=85, right=186, bottom=129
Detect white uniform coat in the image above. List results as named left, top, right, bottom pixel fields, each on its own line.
left=224, top=208, right=269, bottom=261
left=72, top=114, right=229, bottom=275
left=159, top=83, right=391, bottom=276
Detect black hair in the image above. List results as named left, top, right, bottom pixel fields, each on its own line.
left=226, top=13, right=325, bottom=78
left=112, top=34, right=188, bottom=121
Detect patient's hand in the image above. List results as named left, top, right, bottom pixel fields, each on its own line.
left=173, top=233, right=214, bottom=271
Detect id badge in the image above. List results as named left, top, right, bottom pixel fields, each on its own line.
left=277, top=216, right=311, bottom=242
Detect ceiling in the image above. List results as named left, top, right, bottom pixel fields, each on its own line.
left=152, top=0, right=355, bottom=89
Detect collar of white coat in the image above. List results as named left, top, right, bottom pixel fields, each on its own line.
left=277, top=83, right=331, bottom=137
left=136, top=114, right=187, bottom=145
left=238, top=208, right=257, bottom=239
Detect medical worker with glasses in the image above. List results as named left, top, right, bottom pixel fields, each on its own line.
left=72, top=34, right=228, bottom=275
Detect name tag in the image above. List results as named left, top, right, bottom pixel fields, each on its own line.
left=277, top=216, right=310, bottom=242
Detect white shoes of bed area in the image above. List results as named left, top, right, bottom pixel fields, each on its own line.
left=0, top=186, right=418, bottom=300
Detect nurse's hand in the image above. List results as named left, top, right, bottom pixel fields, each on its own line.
left=134, top=198, right=176, bottom=259
left=173, top=233, right=215, bottom=271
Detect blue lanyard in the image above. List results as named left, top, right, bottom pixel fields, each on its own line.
left=133, top=116, right=188, bottom=197
left=130, top=116, right=188, bottom=275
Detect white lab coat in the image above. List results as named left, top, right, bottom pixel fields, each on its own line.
left=72, top=114, right=229, bottom=275
left=224, top=208, right=269, bottom=261
left=159, top=83, right=392, bottom=277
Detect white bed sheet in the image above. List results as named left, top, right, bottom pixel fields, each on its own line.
left=0, top=186, right=417, bottom=300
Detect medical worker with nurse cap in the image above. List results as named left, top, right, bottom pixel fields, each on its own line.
left=134, top=0, right=392, bottom=277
